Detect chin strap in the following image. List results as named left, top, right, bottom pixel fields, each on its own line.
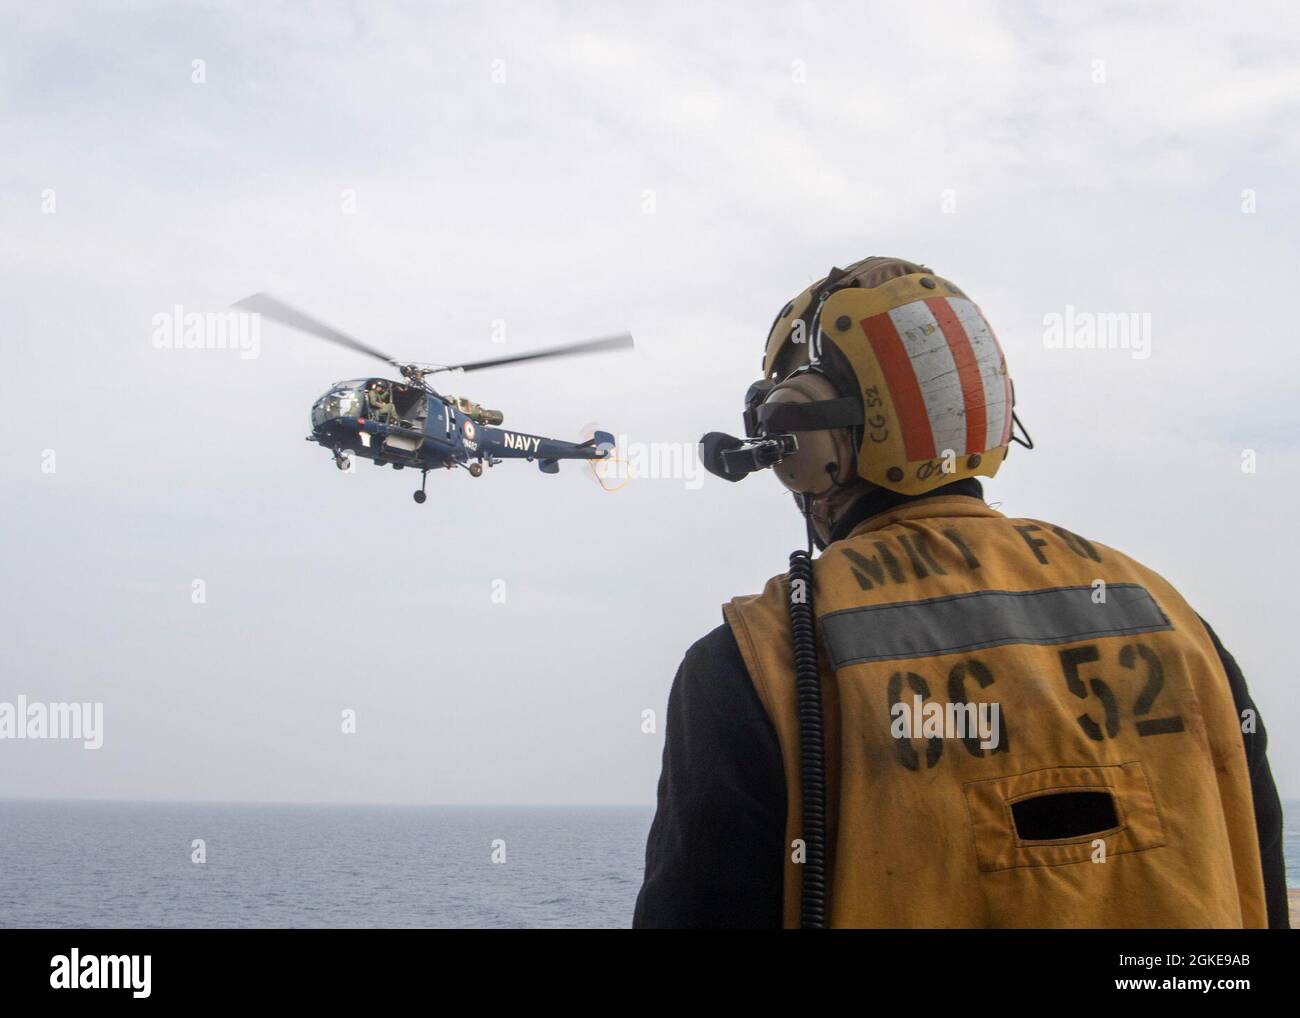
left=1011, top=409, right=1035, bottom=449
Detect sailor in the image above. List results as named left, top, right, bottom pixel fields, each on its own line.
left=634, top=256, right=1287, bottom=929
left=367, top=380, right=398, bottom=424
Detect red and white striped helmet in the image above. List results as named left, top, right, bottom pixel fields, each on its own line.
left=762, top=257, right=1015, bottom=496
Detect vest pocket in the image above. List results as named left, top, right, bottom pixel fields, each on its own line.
left=962, top=761, right=1165, bottom=871
left=1011, top=790, right=1119, bottom=840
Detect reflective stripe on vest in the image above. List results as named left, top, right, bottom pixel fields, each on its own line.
left=723, top=496, right=1267, bottom=929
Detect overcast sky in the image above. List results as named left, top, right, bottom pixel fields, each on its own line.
left=2, top=0, right=1297, bottom=804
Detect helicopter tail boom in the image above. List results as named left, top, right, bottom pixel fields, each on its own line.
left=480, top=427, right=614, bottom=467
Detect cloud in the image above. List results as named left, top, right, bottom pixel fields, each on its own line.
left=2, top=0, right=1297, bottom=802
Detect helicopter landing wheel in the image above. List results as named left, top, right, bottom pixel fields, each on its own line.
left=413, top=490, right=427, bottom=504
left=334, top=451, right=351, bottom=471
left=468, top=462, right=484, bottom=478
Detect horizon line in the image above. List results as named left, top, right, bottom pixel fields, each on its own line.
left=0, top=795, right=656, bottom=808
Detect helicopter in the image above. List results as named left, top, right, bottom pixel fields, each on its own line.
left=233, top=293, right=631, bottom=503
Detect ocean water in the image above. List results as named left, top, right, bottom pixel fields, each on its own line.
left=1, top=800, right=1295, bottom=928
left=0, top=801, right=654, bottom=928
left=1284, top=801, right=1300, bottom=890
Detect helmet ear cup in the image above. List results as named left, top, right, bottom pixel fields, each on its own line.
left=761, top=372, right=856, bottom=496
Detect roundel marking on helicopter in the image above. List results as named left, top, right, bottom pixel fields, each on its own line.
left=463, top=419, right=477, bottom=441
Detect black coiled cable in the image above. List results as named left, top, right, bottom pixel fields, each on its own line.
left=787, top=546, right=828, bottom=929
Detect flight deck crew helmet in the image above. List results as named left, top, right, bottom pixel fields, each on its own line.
left=750, top=256, right=1020, bottom=498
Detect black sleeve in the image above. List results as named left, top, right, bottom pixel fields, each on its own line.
left=632, top=623, right=787, bottom=928
left=1199, top=616, right=1290, bottom=929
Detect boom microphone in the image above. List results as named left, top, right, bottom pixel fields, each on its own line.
left=699, top=431, right=799, bottom=481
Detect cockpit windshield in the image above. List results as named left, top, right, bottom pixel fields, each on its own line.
left=311, top=380, right=368, bottom=426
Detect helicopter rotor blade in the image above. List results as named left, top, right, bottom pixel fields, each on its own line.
left=232, top=292, right=402, bottom=369
left=432, top=332, right=634, bottom=374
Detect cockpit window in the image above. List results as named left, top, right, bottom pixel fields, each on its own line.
left=312, top=381, right=367, bottom=425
